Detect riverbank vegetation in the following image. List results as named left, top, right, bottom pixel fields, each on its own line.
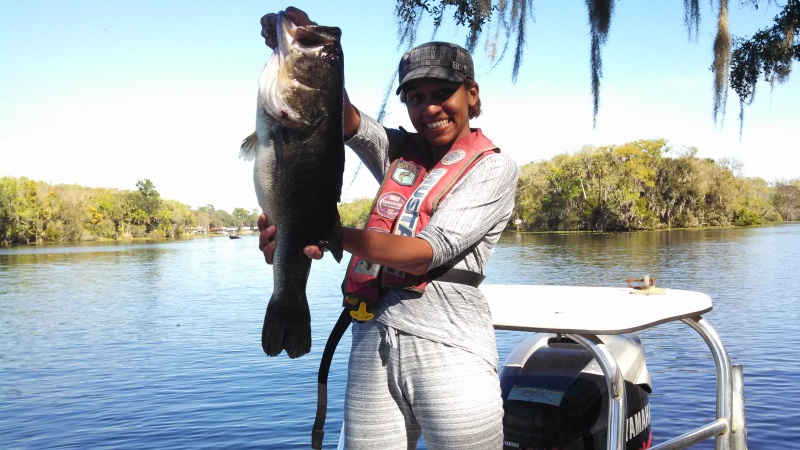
left=513, top=139, right=799, bottom=231
left=0, top=178, right=260, bottom=246
left=2, top=139, right=798, bottom=245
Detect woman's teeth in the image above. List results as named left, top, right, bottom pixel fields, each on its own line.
left=426, top=119, right=449, bottom=129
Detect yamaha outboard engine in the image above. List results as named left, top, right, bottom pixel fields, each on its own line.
left=500, top=333, right=652, bottom=449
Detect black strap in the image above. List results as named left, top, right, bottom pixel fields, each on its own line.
left=428, top=266, right=486, bottom=287
left=312, top=307, right=352, bottom=449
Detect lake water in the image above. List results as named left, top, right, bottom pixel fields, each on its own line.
left=1, top=224, right=799, bottom=449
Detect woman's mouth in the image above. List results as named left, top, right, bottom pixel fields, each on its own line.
left=426, top=119, right=450, bottom=129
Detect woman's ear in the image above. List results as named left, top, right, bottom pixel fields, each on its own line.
left=468, top=82, right=480, bottom=107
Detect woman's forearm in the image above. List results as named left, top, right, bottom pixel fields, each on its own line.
left=343, top=90, right=361, bottom=140
left=343, top=227, right=432, bottom=276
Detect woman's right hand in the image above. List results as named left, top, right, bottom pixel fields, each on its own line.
left=258, top=214, right=324, bottom=264
left=260, top=6, right=316, bottom=49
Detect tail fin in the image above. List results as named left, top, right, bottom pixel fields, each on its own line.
left=261, top=293, right=312, bottom=358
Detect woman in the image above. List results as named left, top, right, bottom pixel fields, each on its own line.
left=260, top=7, right=518, bottom=449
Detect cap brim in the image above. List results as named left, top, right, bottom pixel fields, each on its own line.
left=395, top=66, right=467, bottom=95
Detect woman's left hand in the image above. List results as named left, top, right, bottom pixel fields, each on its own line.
left=258, top=213, right=323, bottom=264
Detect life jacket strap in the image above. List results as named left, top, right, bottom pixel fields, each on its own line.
left=428, top=266, right=486, bottom=287
left=312, top=307, right=353, bottom=449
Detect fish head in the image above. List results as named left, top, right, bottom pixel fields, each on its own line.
left=259, top=11, right=343, bottom=129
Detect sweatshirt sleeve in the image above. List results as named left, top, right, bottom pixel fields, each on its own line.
left=417, top=152, right=519, bottom=270
left=344, top=111, right=406, bottom=182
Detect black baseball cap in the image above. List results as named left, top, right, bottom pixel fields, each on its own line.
left=396, top=42, right=475, bottom=95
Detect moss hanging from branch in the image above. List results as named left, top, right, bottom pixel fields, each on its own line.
left=510, top=0, right=530, bottom=82
left=393, top=1, right=796, bottom=130
left=684, top=0, right=701, bottom=41
left=712, top=0, right=731, bottom=126
left=586, top=0, right=615, bottom=128
left=730, top=0, right=800, bottom=134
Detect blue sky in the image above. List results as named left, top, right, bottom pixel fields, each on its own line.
left=2, top=1, right=798, bottom=213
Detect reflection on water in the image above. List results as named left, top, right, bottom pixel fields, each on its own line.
left=1, top=225, right=799, bottom=449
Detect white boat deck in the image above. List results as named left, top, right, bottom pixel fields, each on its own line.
left=482, top=284, right=713, bottom=334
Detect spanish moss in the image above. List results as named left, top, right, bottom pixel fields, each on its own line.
left=483, top=0, right=509, bottom=63
left=465, top=0, right=494, bottom=52
left=511, top=0, right=530, bottom=82
left=586, top=0, right=614, bottom=128
left=392, top=0, right=797, bottom=130
left=712, top=0, right=731, bottom=126
left=395, top=0, right=425, bottom=48
left=684, top=0, right=701, bottom=41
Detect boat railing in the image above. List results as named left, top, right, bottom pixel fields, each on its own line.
left=482, top=284, right=747, bottom=450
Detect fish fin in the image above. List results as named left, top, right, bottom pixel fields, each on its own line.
left=320, top=210, right=344, bottom=263
left=261, top=293, right=312, bottom=358
left=239, top=132, right=258, bottom=162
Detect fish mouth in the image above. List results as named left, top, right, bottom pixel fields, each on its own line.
left=276, top=11, right=296, bottom=61
left=277, top=11, right=341, bottom=59
left=260, top=11, right=342, bottom=128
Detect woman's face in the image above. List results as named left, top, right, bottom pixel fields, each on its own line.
left=403, top=78, right=479, bottom=153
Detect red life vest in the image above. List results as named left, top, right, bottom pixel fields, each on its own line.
left=342, top=129, right=499, bottom=315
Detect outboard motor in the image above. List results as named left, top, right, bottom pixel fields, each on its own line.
left=500, top=333, right=653, bottom=450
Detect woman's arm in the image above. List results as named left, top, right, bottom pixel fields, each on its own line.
left=342, top=227, right=432, bottom=275
left=258, top=215, right=432, bottom=275
left=343, top=91, right=360, bottom=140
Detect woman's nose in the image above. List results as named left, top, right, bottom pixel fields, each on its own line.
left=423, top=102, right=442, bottom=114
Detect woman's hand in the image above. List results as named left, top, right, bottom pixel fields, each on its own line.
left=260, top=6, right=316, bottom=49
left=258, top=214, right=324, bottom=264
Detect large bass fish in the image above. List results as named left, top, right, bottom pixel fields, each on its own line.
left=240, top=11, right=345, bottom=359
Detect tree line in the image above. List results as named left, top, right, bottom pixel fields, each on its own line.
left=513, top=139, right=799, bottom=231
left=0, top=178, right=260, bottom=246
left=320, top=139, right=800, bottom=233
left=3, top=141, right=798, bottom=246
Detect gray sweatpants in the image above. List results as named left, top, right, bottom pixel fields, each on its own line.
left=343, top=320, right=504, bottom=450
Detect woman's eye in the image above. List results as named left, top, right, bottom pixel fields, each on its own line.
left=436, top=88, right=455, bottom=99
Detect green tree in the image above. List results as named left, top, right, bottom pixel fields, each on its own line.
left=657, top=150, right=701, bottom=228
left=540, top=153, right=585, bottom=230
left=730, top=0, right=800, bottom=130
left=0, top=177, right=41, bottom=244
left=514, top=160, right=550, bottom=230
left=772, top=178, right=800, bottom=221
left=0, top=177, right=29, bottom=245
left=232, top=207, right=252, bottom=230
left=132, top=179, right=162, bottom=233
left=338, top=197, right=374, bottom=228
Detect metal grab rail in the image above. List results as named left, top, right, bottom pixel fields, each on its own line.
left=565, top=316, right=745, bottom=450
left=567, top=334, right=627, bottom=449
